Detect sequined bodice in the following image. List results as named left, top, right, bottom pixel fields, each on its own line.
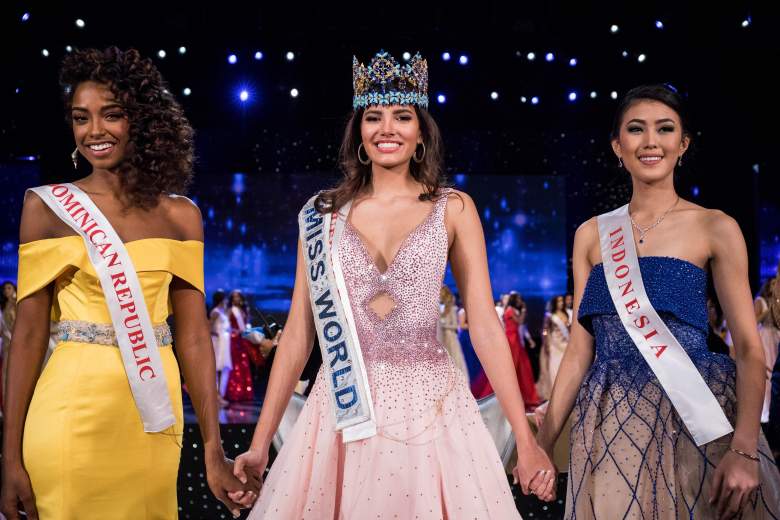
left=338, top=191, right=451, bottom=365
left=578, top=256, right=710, bottom=364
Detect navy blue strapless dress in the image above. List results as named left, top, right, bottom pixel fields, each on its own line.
left=567, top=257, right=780, bottom=519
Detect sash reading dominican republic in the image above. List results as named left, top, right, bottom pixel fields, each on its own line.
left=298, top=195, right=377, bottom=442
left=597, top=204, right=732, bottom=446
left=29, top=183, right=176, bottom=432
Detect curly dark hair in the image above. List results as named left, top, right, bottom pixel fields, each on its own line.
left=315, top=106, right=447, bottom=213
left=60, top=47, right=194, bottom=209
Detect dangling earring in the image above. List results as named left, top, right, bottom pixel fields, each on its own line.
left=71, top=147, right=79, bottom=169
left=413, top=142, right=426, bottom=163
left=617, top=157, right=623, bottom=168
left=677, top=155, right=683, bottom=167
left=357, top=143, right=371, bottom=165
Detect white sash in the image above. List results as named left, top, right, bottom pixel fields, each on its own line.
left=597, top=204, right=732, bottom=445
left=30, top=183, right=175, bottom=432
left=550, top=313, right=570, bottom=342
left=298, top=195, right=376, bottom=442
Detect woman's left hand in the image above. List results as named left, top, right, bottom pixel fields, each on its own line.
left=709, top=449, right=759, bottom=519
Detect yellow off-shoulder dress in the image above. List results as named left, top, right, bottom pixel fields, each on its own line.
left=17, top=236, right=204, bottom=520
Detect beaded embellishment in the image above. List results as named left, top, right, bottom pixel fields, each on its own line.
left=56, top=320, right=173, bottom=347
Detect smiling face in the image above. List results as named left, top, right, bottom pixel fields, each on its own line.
left=612, top=99, right=689, bottom=184
left=359, top=105, right=423, bottom=169
left=70, top=80, right=130, bottom=171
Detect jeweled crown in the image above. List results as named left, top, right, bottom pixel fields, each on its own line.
left=352, top=50, right=429, bottom=109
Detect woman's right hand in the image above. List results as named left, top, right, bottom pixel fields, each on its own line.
left=228, top=448, right=269, bottom=508
left=513, top=440, right=557, bottom=502
left=1, top=462, right=38, bottom=520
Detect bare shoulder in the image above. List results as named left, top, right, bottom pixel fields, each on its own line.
left=444, top=188, right=474, bottom=218
left=19, top=189, right=74, bottom=243
left=160, top=194, right=203, bottom=241
left=573, top=216, right=599, bottom=265
left=701, top=207, right=745, bottom=253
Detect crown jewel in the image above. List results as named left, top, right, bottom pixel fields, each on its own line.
left=352, top=50, right=429, bottom=109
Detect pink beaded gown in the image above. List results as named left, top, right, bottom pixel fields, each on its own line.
left=249, top=190, right=521, bottom=519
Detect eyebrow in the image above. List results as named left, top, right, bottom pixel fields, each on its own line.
left=71, top=103, right=124, bottom=112
left=364, top=108, right=414, bottom=116
left=626, top=118, right=677, bottom=125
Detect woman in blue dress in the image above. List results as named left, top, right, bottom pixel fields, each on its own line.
left=537, top=84, right=780, bottom=519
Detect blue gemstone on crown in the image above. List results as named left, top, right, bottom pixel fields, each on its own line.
left=353, top=50, right=429, bottom=109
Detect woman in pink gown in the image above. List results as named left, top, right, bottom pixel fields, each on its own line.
left=230, top=51, right=556, bottom=518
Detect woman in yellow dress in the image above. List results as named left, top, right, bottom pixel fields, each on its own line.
left=0, top=47, right=257, bottom=520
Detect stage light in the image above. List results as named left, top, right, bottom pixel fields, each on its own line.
left=545, top=52, right=554, bottom=62
left=183, top=88, right=191, bottom=96
left=458, top=54, right=469, bottom=65
left=41, top=49, right=49, bottom=57
left=590, top=91, right=597, bottom=98
left=179, top=46, right=187, bottom=55
left=239, top=90, right=249, bottom=102
left=568, top=91, right=578, bottom=101
left=228, top=54, right=237, bottom=64
left=569, top=58, right=577, bottom=66
left=531, top=96, right=539, bottom=105
left=741, top=17, right=751, bottom=28
left=637, top=54, right=646, bottom=63
left=610, top=24, right=619, bottom=33
left=286, top=51, right=295, bottom=61
left=157, top=49, right=166, bottom=59
left=75, top=19, right=85, bottom=28
left=442, top=52, right=451, bottom=61
left=65, top=45, right=72, bottom=52
left=21, top=12, right=30, bottom=22
left=437, top=93, right=446, bottom=104
left=490, top=91, right=499, bottom=100
left=622, top=50, right=629, bottom=58
left=610, top=91, right=618, bottom=99
left=520, top=96, right=527, bottom=103
left=692, top=186, right=700, bottom=197
left=254, top=51, right=263, bottom=60
left=527, top=52, right=536, bottom=61
left=655, top=20, right=664, bottom=29
left=402, top=51, right=411, bottom=61
left=290, top=88, right=299, bottom=98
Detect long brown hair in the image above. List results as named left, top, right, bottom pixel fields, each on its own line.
left=315, top=106, right=447, bottom=213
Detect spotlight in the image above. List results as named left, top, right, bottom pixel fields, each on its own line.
left=526, top=52, right=536, bottom=61
left=531, top=96, right=539, bottom=105
left=183, top=88, right=192, bottom=96
left=490, top=91, right=499, bottom=100
left=75, top=18, right=85, bottom=28
left=21, top=12, right=30, bottom=22
left=286, top=51, right=295, bottom=61
left=41, top=48, right=49, bottom=57
left=655, top=20, right=664, bottom=29
left=254, top=51, right=263, bottom=60
left=637, top=54, right=646, bottom=63
left=157, top=49, right=166, bottom=59
left=568, top=91, right=577, bottom=101
left=228, top=54, right=238, bottom=64
left=610, top=91, right=618, bottom=99
left=569, top=58, right=578, bottom=66
left=545, top=52, right=554, bottom=62
left=239, top=90, right=249, bottom=102
left=610, top=24, right=619, bottom=33
left=437, top=93, right=446, bottom=104
left=741, top=17, right=751, bottom=28
left=402, top=52, right=411, bottom=61
left=290, top=88, right=299, bottom=98
left=520, top=96, right=527, bottom=103
left=458, top=54, right=468, bottom=65
left=442, top=52, right=451, bottom=61
left=590, top=91, right=597, bottom=99
left=179, top=46, right=187, bottom=55
left=65, top=45, right=73, bottom=52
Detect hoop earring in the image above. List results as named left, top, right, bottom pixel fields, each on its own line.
left=71, top=147, right=79, bottom=169
left=357, top=143, right=371, bottom=165
left=678, top=155, right=683, bottom=167
left=617, top=157, right=623, bottom=168
left=413, top=142, right=426, bottom=163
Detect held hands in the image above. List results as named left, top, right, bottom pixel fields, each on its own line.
left=1, top=462, right=38, bottom=520
left=206, top=453, right=262, bottom=518
left=227, top=448, right=270, bottom=509
left=709, top=449, right=759, bottom=520
left=513, top=439, right=557, bottom=502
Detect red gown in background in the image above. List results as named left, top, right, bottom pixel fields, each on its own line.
left=225, top=306, right=256, bottom=402
left=471, top=306, right=540, bottom=407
